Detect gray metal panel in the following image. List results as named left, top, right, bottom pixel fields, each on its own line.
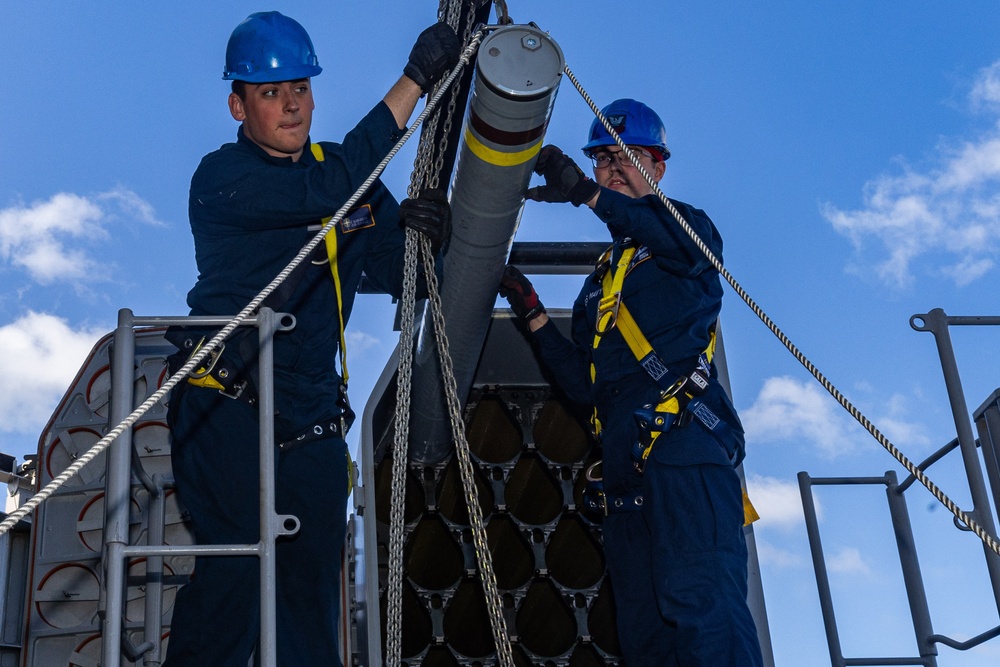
left=21, top=328, right=182, bottom=666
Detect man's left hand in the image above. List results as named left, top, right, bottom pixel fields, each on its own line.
left=400, top=188, right=451, bottom=253
left=404, top=23, right=461, bottom=94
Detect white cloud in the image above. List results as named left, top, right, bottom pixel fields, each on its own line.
left=869, top=392, right=932, bottom=451
left=0, top=189, right=160, bottom=285
left=823, top=59, right=1000, bottom=288
left=746, top=473, right=810, bottom=531
left=98, top=186, right=165, bottom=227
left=346, top=329, right=381, bottom=355
left=0, top=312, right=106, bottom=433
left=826, top=546, right=872, bottom=576
left=742, top=376, right=930, bottom=459
left=753, top=538, right=805, bottom=569
left=742, top=376, right=858, bottom=458
left=971, top=60, right=1000, bottom=112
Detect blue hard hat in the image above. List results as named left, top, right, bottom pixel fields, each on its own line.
left=582, top=98, right=670, bottom=161
left=223, top=11, right=322, bottom=83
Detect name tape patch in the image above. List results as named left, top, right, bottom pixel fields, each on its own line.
left=340, top=204, right=375, bottom=234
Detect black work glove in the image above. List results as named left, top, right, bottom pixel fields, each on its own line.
left=526, top=145, right=601, bottom=207
left=404, top=23, right=461, bottom=94
left=399, top=188, right=451, bottom=254
left=498, top=265, right=546, bottom=322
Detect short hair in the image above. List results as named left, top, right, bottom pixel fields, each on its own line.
left=231, top=80, right=248, bottom=100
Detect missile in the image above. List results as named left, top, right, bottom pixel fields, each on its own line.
left=409, top=25, right=565, bottom=463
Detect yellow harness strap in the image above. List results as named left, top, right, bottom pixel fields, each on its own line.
left=310, top=142, right=350, bottom=384
left=313, top=143, right=355, bottom=495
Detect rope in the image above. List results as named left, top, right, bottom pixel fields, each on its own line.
left=0, top=45, right=475, bottom=539
left=563, top=64, right=1000, bottom=559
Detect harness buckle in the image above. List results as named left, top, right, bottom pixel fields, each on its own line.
left=218, top=379, right=247, bottom=401
left=595, top=292, right=622, bottom=335
left=631, top=402, right=679, bottom=474
left=659, top=376, right=688, bottom=402
left=187, top=339, right=225, bottom=380
left=581, top=461, right=607, bottom=520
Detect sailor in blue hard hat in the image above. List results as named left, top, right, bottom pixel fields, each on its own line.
left=163, top=11, right=459, bottom=667
left=499, top=99, right=764, bottom=666
left=222, top=11, right=324, bottom=161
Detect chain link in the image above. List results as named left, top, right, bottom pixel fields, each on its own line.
left=417, top=235, right=515, bottom=667
left=385, top=226, right=420, bottom=667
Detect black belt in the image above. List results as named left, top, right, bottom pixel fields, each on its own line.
left=603, top=489, right=645, bottom=515
left=278, top=420, right=344, bottom=452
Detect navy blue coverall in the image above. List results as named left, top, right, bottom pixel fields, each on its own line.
left=165, top=102, right=412, bottom=667
left=532, top=188, right=763, bottom=666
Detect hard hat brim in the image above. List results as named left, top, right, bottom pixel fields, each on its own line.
left=223, top=64, right=323, bottom=83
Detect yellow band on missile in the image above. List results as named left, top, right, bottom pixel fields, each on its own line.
left=464, top=128, right=542, bottom=167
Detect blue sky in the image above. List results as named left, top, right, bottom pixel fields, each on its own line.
left=2, top=1, right=1000, bottom=664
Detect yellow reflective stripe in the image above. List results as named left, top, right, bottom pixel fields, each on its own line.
left=703, top=329, right=717, bottom=365
left=655, top=395, right=681, bottom=414
left=593, top=246, right=636, bottom=351
left=463, top=128, right=542, bottom=167
left=323, top=227, right=349, bottom=383
left=311, top=143, right=350, bottom=383
left=590, top=245, right=637, bottom=436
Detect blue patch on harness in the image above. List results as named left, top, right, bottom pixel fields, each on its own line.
left=640, top=353, right=669, bottom=381
left=340, top=204, right=375, bottom=233
left=691, top=401, right=720, bottom=430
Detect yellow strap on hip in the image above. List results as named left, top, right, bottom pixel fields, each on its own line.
left=310, top=143, right=349, bottom=384
left=742, top=488, right=759, bottom=526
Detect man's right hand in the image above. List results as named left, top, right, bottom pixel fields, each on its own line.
left=526, top=145, right=600, bottom=207
left=499, top=265, right=546, bottom=323
left=404, top=23, right=461, bottom=94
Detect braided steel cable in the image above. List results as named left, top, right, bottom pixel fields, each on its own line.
left=564, top=63, right=1000, bottom=558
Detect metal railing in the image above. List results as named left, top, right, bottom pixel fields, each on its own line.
left=800, top=308, right=1000, bottom=666
left=102, top=308, right=292, bottom=667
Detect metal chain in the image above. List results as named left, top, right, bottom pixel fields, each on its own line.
left=418, top=231, right=515, bottom=667
left=385, top=226, right=420, bottom=667
left=386, top=10, right=514, bottom=665
left=563, top=63, right=1000, bottom=559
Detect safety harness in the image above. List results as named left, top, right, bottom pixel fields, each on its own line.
left=169, top=143, right=356, bottom=489
left=588, top=242, right=758, bottom=525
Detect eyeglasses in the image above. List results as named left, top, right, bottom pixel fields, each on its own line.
left=589, top=147, right=654, bottom=169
